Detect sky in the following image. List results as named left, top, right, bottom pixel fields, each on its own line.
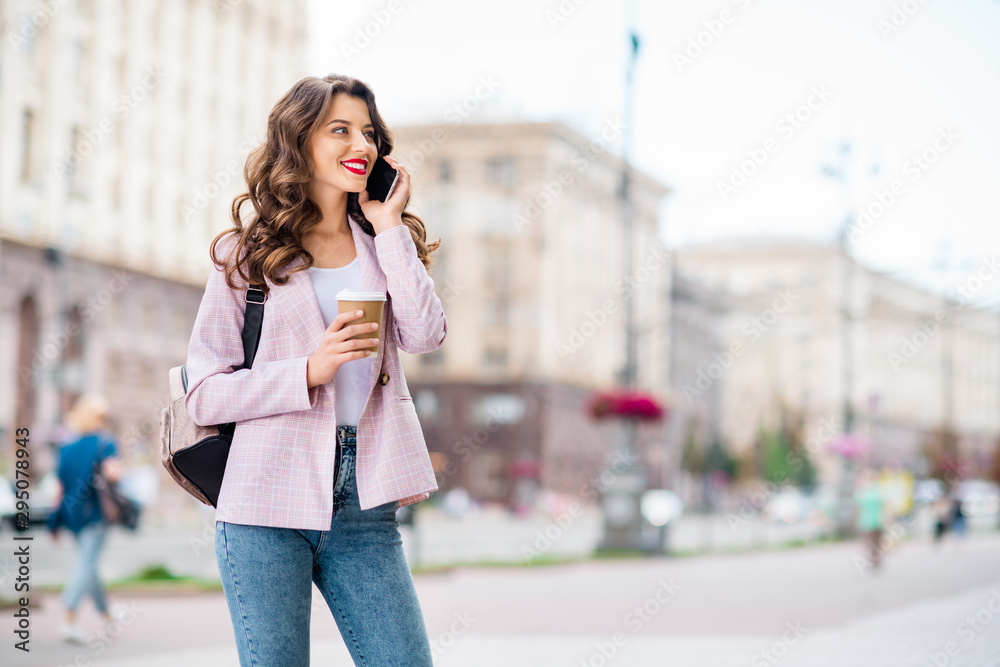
left=307, top=0, right=1000, bottom=307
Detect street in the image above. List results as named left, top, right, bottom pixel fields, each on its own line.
left=4, top=528, right=999, bottom=666
left=7, top=505, right=836, bottom=588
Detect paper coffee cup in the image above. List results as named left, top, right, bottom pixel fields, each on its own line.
left=336, top=289, right=386, bottom=342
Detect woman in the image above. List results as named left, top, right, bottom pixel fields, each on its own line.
left=47, top=393, right=128, bottom=643
left=853, top=467, right=885, bottom=571
left=185, top=74, right=445, bottom=666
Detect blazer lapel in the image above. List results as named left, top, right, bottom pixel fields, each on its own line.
left=349, top=215, right=388, bottom=392
left=275, top=253, right=327, bottom=356
left=349, top=214, right=384, bottom=296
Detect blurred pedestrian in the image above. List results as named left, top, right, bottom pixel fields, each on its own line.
left=932, top=494, right=950, bottom=544
left=185, top=75, right=443, bottom=666
left=950, top=495, right=967, bottom=539
left=46, top=393, right=129, bottom=643
left=854, top=468, right=886, bottom=571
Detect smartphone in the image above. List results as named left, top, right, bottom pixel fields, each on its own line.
left=365, top=155, right=399, bottom=203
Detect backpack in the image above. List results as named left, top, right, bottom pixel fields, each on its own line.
left=93, top=441, right=141, bottom=530
left=158, top=285, right=265, bottom=507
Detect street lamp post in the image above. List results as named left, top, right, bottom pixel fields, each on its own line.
left=596, top=0, right=651, bottom=553
left=821, top=142, right=859, bottom=538
left=822, top=141, right=881, bottom=536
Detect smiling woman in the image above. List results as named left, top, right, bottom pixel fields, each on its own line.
left=309, top=94, right=377, bottom=191
left=209, top=74, right=440, bottom=294
left=185, top=73, right=446, bottom=667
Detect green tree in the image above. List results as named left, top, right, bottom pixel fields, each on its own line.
left=757, top=427, right=816, bottom=489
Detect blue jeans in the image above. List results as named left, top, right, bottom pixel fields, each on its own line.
left=215, top=425, right=433, bottom=666
left=62, top=521, right=109, bottom=614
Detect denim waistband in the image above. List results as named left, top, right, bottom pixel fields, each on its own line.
left=337, top=425, right=357, bottom=446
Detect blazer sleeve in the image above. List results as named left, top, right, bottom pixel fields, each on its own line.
left=184, top=248, right=320, bottom=427
left=374, top=224, right=448, bottom=354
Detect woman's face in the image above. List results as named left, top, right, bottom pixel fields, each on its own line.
left=72, top=408, right=106, bottom=433
left=308, top=93, right=377, bottom=198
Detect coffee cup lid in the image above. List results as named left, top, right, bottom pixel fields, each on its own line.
left=336, top=289, right=386, bottom=301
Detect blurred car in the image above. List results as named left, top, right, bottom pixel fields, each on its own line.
left=956, top=479, right=1000, bottom=518
left=761, top=487, right=813, bottom=524
left=913, top=478, right=945, bottom=505
left=804, top=485, right=838, bottom=528
left=1, top=472, right=60, bottom=531
left=0, top=480, right=15, bottom=531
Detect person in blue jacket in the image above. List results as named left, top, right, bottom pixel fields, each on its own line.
left=46, top=393, right=128, bottom=643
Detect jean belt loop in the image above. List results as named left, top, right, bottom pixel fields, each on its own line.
left=338, top=425, right=356, bottom=444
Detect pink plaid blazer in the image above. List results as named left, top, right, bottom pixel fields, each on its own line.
left=184, top=216, right=444, bottom=530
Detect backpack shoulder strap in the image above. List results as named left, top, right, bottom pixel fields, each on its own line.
left=178, top=284, right=266, bottom=394
left=240, top=285, right=266, bottom=369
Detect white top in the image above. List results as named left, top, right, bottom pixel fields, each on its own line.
left=307, top=257, right=373, bottom=428
left=336, top=288, right=386, bottom=301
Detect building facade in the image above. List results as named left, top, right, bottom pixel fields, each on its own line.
left=392, top=121, right=673, bottom=507
left=0, top=0, right=307, bottom=490
left=674, top=238, right=1000, bottom=484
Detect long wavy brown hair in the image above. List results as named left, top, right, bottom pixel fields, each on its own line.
left=210, top=74, right=440, bottom=294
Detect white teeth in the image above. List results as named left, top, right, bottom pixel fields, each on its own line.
left=343, top=161, right=366, bottom=169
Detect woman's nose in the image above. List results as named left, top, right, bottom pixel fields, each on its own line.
left=351, top=131, right=372, bottom=153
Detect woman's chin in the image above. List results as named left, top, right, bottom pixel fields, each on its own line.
left=311, top=177, right=367, bottom=196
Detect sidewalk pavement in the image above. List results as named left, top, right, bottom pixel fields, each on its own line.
left=23, top=504, right=993, bottom=590
left=8, top=533, right=1000, bottom=666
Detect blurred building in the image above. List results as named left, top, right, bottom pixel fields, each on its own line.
left=674, top=238, right=1000, bottom=483
left=392, top=121, right=672, bottom=508
left=0, top=0, right=307, bottom=486
left=665, top=268, right=730, bottom=506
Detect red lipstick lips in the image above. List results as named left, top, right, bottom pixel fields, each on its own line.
left=341, top=159, right=368, bottom=175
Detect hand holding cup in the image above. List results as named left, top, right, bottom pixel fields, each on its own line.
left=306, top=290, right=386, bottom=389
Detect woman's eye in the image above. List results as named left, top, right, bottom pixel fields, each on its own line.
left=364, top=131, right=375, bottom=139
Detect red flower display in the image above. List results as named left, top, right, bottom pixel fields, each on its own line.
left=828, top=433, right=871, bottom=461
left=587, top=390, right=667, bottom=421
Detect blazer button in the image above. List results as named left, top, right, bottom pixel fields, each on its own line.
left=379, top=372, right=390, bottom=386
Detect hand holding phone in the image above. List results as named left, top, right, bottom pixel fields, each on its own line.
left=365, top=155, right=399, bottom=203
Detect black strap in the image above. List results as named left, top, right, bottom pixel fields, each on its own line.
left=180, top=284, right=266, bottom=394
left=241, top=285, right=266, bottom=369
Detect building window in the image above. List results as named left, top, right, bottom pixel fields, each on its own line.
left=20, top=110, right=35, bottom=182
left=482, top=297, right=510, bottom=328
left=60, top=306, right=86, bottom=414
left=15, top=296, right=40, bottom=430
left=112, top=172, right=123, bottom=212
left=146, top=184, right=156, bottom=222
left=485, top=157, right=516, bottom=189
left=65, top=126, right=81, bottom=195
left=18, top=20, right=36, bottom=55
left=65, top=126, right=92, bottom=198
left=414, top=389, right=440, bottom=420
left=472, top=393, right=524, bottom=425
left=483, top=347, right=508, bottom=369
left=469, top=450, right=506, bottom=499
left=485, top=243, right=511, bottom=293
left=420, top=348, right=444, bottom=370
